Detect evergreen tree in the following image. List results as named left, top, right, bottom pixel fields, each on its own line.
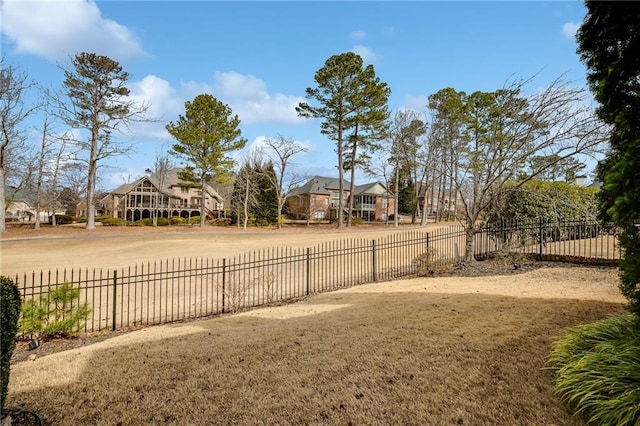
left=167, top=93, right=247, bottom=227
left=577, top=1, right=640, bottom=316
left=254, top=161, right=279, bottom=225
left=297, top=52, right=390, bottom=227
left=396, top=168, right=416, bottom=216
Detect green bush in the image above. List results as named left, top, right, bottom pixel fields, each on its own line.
left=188, top=216, right=202, bottom=225
left=19, top=283, right=91, bottom=338
left=1, top=276, right=21, bottom=415
left=547, top=314, right=640, bottom=425
left=486, top=180, right=599, bottom=224
left=134, top=218, right=153, bottom=226
left=351, top=217, right=365, bottom=226
left=156, top=217, right=171, bottom=226
left=171, top=216, right=186, bottom=225
left=101, top=217, right=126, bottom=226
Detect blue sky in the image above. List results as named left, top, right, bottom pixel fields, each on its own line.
left=1, top=1, right=590, bottom=190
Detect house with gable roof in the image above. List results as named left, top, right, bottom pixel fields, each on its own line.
left=285, top=176, right=394, bottom=222
left=97, top=168, right=224, bottom=222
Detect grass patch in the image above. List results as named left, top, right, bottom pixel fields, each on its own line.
left=547, top=313, right=640, bottom=425
left=7, top=290, right=623, bottom=425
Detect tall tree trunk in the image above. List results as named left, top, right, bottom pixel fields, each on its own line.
left=464, top=217, right=476, bottom=262
left=200, top=177, right=207, bottom=227
left=337, top=125, right=344, bottom=229
left=347, top=151, right=357, bottom=227
left=34, top=122, right=48, bottom=230
left=86, top=125, right=99, bottom=230
left=393, top=165, right=400, bottom=228
left=242, top=175, right=250, bottom=230
left=0, top=166, right=5, bottom=234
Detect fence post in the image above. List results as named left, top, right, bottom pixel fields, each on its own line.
left=112, top=270, right=117, bottom=331
left=222, top=258, right=226, bottom=314
left=539, top=217, right=544, bottom=261
left=372, top=240, right=377, bottom=282
left=306, top=248, right=311, bottom=295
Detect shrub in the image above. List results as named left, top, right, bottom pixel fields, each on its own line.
left=210, top=218, right=231, bottom=227
left=351, top=217, right=365, bottom=226
left=171, top=216, right=186, bottom=225
left=53, top=214, right=74, bottom=225
left=101, top=217, right=126, bottom=226
left=1, top=276, right=21, bottom=415
left=19, top=283, right=91, bottom=338
left=134, top=218, right=153, bottom=226
left=156, top=217, right=171, bottom=226
left=188, top=216, right=202, bottom=225
left=547, top=314, right=640, bottom=425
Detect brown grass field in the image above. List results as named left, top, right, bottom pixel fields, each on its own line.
left=2, top=223, right=627, bottom=425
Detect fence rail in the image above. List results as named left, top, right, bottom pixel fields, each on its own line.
left=13, top=219, right=621, bottom=336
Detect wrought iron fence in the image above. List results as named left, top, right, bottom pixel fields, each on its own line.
left=12, top=219, right=621, bottom=336
left=474, top=218, right=621, bottom=265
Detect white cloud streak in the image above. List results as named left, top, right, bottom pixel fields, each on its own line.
left=123, top=72, right=306, bottom=140
left=351, top=45, right=378, bottom=64
left=562, top=21, right=580, bottom=40
left=0, top=0, right=148, bottom=62
left=349, top=30, right=367, bottom=40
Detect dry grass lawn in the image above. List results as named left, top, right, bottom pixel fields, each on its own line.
left=6, top=265, right=625, bottom=425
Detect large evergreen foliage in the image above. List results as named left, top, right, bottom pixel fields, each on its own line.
left=578, top=1, right=640, bottom=316
left=486, top=180, right=599, bottom=225
left=297, top=52, right=390, bottom=227
left=0, top=276, right=20, bottom=415
left=166, top=93, right=247, bottom=227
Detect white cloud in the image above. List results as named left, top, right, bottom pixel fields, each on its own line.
left=402, top=95, right=428, bottom=112
left=126, top=75, right=184, bottom=140
left=562, top=21, right=580, bottom=40
left=351, top=45, right=378, bottom=64
left=120, top=71, right=306, bottom=140
left=212, top=71, right=306, bottom=125
left=0, top=0, right=148, bottom=62
left=349, top=30, right=367, bottom=40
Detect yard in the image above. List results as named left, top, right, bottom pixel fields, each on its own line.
left=2, top=223, right=627, bottom=425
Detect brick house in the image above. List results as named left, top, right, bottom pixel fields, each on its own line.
left=285, top=176, right=394, bottom=222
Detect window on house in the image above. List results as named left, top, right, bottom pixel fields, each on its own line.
left=181, top=187, right=188, bottom=193
left=314, top=211, right=325, bottom=219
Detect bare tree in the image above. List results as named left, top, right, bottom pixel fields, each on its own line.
left=34, top=117, right=52, bottom=230
left=389, top=110, right=428, bottom=225
left=151, top=149, right=174, bottom=226
left=261, top=135, right=307, bottom=228
left=232, top=150, right=261, bottom=229
left=0, top=59, right=37, bottom=232
left=365, top=151, right=395, bottom=225
left=58, top=52, right=150, bottom=230
left=430, top=76, right=609, bottom=261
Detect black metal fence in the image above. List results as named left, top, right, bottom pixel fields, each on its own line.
left=474, top=218, right=621, bottom=265
left=12, top=219, right=621, bottom=336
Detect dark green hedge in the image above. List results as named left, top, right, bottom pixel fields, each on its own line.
left=1, top=276, right=21, bottom=415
